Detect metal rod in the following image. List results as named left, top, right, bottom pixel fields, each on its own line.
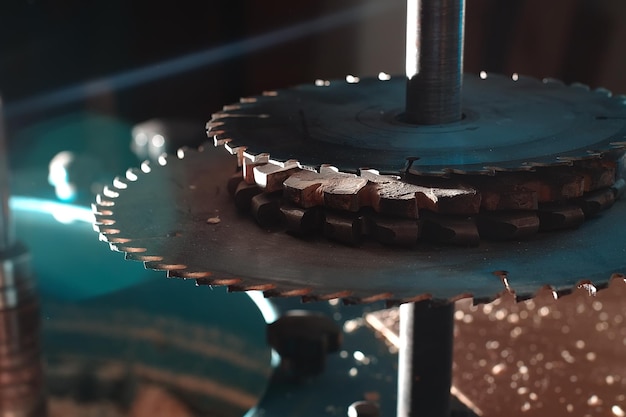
left=0, top=96, right=47, bottom=416
left=397, top=301, right=454, bottom=417
left=0, top=97, right=14, bottom=252
left=405, top=0, right=465, bottom=125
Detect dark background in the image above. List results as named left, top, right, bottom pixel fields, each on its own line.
left=2, top=1, right=626, bottom=118
left=1, top=0, right=626, bottom=170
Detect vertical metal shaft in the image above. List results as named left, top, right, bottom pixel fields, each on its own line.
left=405, top=0, right=465, bottom=125
left=0, top=97, right=47, bottom=416
left=397, top=301, right=454, bottom=417
left=0, top=97, right=14, bottom=252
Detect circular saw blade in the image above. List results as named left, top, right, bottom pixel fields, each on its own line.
left=209, top=74, right=626, bottom=176
left=94, top=146, right=626, bottom=305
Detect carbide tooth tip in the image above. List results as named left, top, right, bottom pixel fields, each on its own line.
left=124, top=253, right=161, bottom=262
left=94, top=217, right=115, bottom=226
left=576, top=280, right=598, bottom=296
left=397, top=293, right=433, bottom=305
left=117, top=245, right=146, bottom=253
left=264, top=287, right=312, bottom=298
left=102, top=186, right=120, bottom=199
left=95, top=194, right=115, bottom=206
left=144, top=261, right=187, bottom=271
left=450, top=292, right=474, bottom=303
left=228, top=282, right=276, bottom=293
left=125, top=168, right=140, bottom=181
left=106, top=236, right=132, bottom=244
left=167, top=270, right=209, bottom=279
left=113, top=177, right=128, bottom=190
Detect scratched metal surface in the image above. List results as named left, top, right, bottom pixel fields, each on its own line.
left=96, top=145, right=626, bottom=304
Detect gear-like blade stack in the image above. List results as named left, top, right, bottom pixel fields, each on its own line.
left=94, top=139, right=626, bottom=306
left=210, top=75, right=626, bottom=246
left=91, top=3, right=626, bottom=415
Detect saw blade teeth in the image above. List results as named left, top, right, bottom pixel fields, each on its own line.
left=228, top=282, right=276, bottom=292
left=263, top=287, right=312, bottom=298
left=242, top=151, right=270, bottom=164
left=450, top=292, right=475, bottom=303
left=108, top=242, right=123, bottom=252
left=594, top=87, right=612, bottom=97
left=112, top=177, right=128, bottom=190
left=554, top=156, right=579, bottom=164
left=570, top=82, right=590, bottom=91
left=92, top=204, right=113, bottom=216
left=102, top=186, right=120, bottom=199
left=212, top=133, right=230, bottom=147
left=525, top=160, right=570, bottom=168
left=114, top=245, right=146, bottom=253
left=486, top=165, right=533, bottom=173
left=239, top=97, right=257, bottom=104
left=111, top=241, right=145, bottom=252
left=224, top=141, right=246, bottom=162
left=449, top=167, right=491, bottom=175
left=512, top=74, right=542, bottom=86
left=576, top=280, right=598, bottom=296
left=243, top=153, right=270, bottom=184
left=314, top=79, right=331, bottom=87
left=319, top=164, right=340, bottom=174
left=535, top=285, right=560, bottom=301
left=300, top=291, right=353, bottom=303
left=140, top=160, right=152, bottom=173
left=125, top=168, right=140, bottom=182
left=610, top=140, right=626, bottom=148
left=393, top=293, right=434, bottom=306
left=555, top=287, right=573, bottom=298
left=96, top=226, right=121, bottom=235
left=123, top=252, right=162, bottom=262
left=610, top=272, right=626, bottom=282
left=253, top=159, right=301, bottom=192
left=124, top=252, right=155, bottom=262
left=212, top=110, right=233, bottom=120
left=166, top=270, right=211, bottom=279
left=613, top=94, right=626, bottom=105
left=157, top=154, right=168, bottom=166
left=95, top=194, right=115, bottom=206
left=93, top=215, right=116, bottom=226
left=206, top=120, right=225, bottom=130
left=472, top=294, right=500, bottom=305
left=102, top=235, right=131, bottom=244
left=143, top=261, right=187, bottom=271
left=343, top=292, right=395, bottom=305
left=222, top=104, right=241, bottom=112
left=197, top=276, right=243, bottom=286
left=176, top=147, right=191, bottom=159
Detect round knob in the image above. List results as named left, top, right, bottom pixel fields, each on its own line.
left=267, top=310, right=341, bottom=379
